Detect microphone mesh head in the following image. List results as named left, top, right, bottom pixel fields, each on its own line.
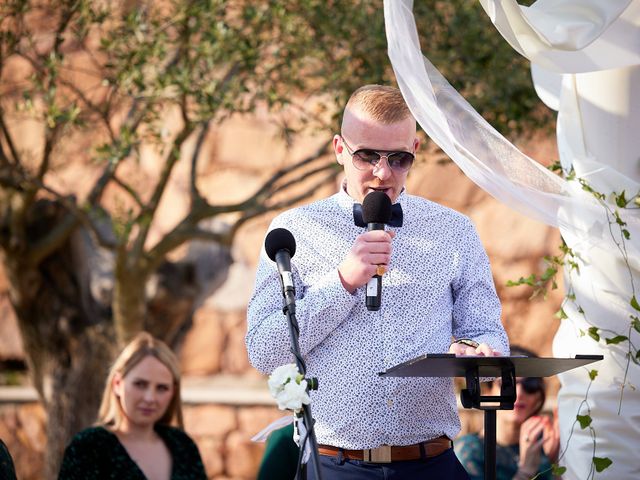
left=362, top=191, right=392, bottom=224
left=264, top=228, right=296, bottom=261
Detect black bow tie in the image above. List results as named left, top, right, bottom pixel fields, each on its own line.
left=353, top=202, right=404, bottom=228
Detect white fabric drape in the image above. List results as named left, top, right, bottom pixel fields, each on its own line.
left=384, top=1, right=640, bottom=478
left=478, top=0, right=640, bottom=73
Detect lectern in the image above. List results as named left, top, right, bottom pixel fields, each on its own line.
left=380, top=353, right=603, bottom=480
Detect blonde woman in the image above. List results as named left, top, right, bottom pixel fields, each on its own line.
left=58, top=332, right=206, bottom=480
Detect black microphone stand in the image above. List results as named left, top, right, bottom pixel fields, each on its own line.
left=281, top=291, right=323, bottom=480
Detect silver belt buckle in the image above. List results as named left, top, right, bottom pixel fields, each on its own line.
left=363, top=445, right=392, bottom=463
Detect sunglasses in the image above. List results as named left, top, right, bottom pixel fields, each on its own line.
left=519, top=377, right=544, bottom=394
left=340, top=136, right=414, bottom=172
left=496, top=377, right=543, bottom=394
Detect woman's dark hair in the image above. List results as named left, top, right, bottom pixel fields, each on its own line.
left=490, top=345, right=546, bottom=415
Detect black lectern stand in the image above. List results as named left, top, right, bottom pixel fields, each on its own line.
left=380, top=354, right=603, bottom=480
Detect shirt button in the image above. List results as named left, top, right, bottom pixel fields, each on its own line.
left=387, top=399, right=393, bottom=407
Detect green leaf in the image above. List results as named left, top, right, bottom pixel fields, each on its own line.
left=631, top=296, right=640, bottom=312
left=615, top=190, right=627, bottom=208
left=588, top=369, right=598, bottom=381
left=605, top=335, right=628, bottom=345
left=506, top=275, right=533, bottom=287
left=540, top=266, right=557, bottom=281
left=623, top=229, right=630, bottom=240
left=567, top=260, right=580, bottom=273
left=556, top=308, right=568, bottom=320
left=547, top=161, right=562, bottom=173
left=593, top=456, right=613, bottom=472
left=632, top=316, right=640, bottom=334
left=577, top=414, right=592, bottom=429
left=551, top=464, right=567, bottom=476
left=588, top=326, right=600, bottom=342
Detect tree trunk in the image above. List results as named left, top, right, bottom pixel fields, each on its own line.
left=3, top=222, right=116, bottom=478
left=113, top=258, right=148, bottom=346
left=0, top=200, right=234, bottom=477
left=40, top=329, right=115, bottom=479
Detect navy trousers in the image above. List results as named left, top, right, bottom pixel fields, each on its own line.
left=306, top=448, right=470, bottom=480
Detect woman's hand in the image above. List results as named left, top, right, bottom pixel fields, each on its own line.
left=542, top=409, right=560, bottom=463
left=518, top=416, right=545, bottom=476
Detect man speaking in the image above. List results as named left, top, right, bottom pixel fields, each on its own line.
left=246, top=85, right=508, bottom=478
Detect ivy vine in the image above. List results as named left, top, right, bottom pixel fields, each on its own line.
left=507, top=164, right=640, bottom=475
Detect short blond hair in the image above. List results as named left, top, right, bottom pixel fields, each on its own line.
left=344, top=85, right=412, bottom=124
left=97, top=332, right=184, bottom=429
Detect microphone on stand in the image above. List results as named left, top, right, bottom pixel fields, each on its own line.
left=263, top=227, right=323, bottom=480
left=265, top=228, right=297, bottom=310
left=361, top=191, right=392, bottom=311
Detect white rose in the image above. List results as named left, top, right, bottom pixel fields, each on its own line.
left=268, top=363, right=311, bottom=412
left=277, top=378, right=311, bottom=411
left=268, top=363, right=299, bottom=396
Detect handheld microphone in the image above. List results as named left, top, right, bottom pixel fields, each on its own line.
left=265, top=228, right=297, bottom=310
left=361, top=191, right=392, bottom=311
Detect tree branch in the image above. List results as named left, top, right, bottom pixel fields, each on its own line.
left=24, top=176, right=117, bottom=250
left=231, top=167, right=339, bottom=233
left=37, top=124, right=60, bottom=181
left=0, top=144, right=10, bottom=167
left=243, top=140, right=332, bottom=203
left=86, top=22, right=191, bottom=209
left=27, top=211, right=78, bottom=267
left=269, top=162, right=337, bottom=197
left=56, top=74, right=115, bottom=140
left=13, top=3, right=77, bottom=212
left=0, top=105, right=21, bottom=165
left=52, top=3, right=75, bottom=53
left=86, top=97, right=147, bottom=207
left=177, top=227, right=228, bottom=244
left=190, top=120, right=210, bottom=202
left=130, top=122, right=195, bottom=261
left=112, top=175, right=145, bottom=209
left=144, top=224, right=229, bottom=271
left=145, top=143, right=335, bottom=265
left=191, top=140, right=332, bottom=219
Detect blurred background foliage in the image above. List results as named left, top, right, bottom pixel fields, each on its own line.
left=1, top=0, right=550, bottom=145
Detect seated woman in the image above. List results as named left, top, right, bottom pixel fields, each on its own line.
left=58, top=332, right=207, bottom=480
left=455, top=346, right=560, bottom=480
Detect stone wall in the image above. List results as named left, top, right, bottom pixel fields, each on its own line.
left=1, top=397, right=493, bottom=479
left=0, top=403, right=46, bottom=480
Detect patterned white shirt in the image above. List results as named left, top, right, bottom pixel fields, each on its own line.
left=246, top=188, right=508, bottom=448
